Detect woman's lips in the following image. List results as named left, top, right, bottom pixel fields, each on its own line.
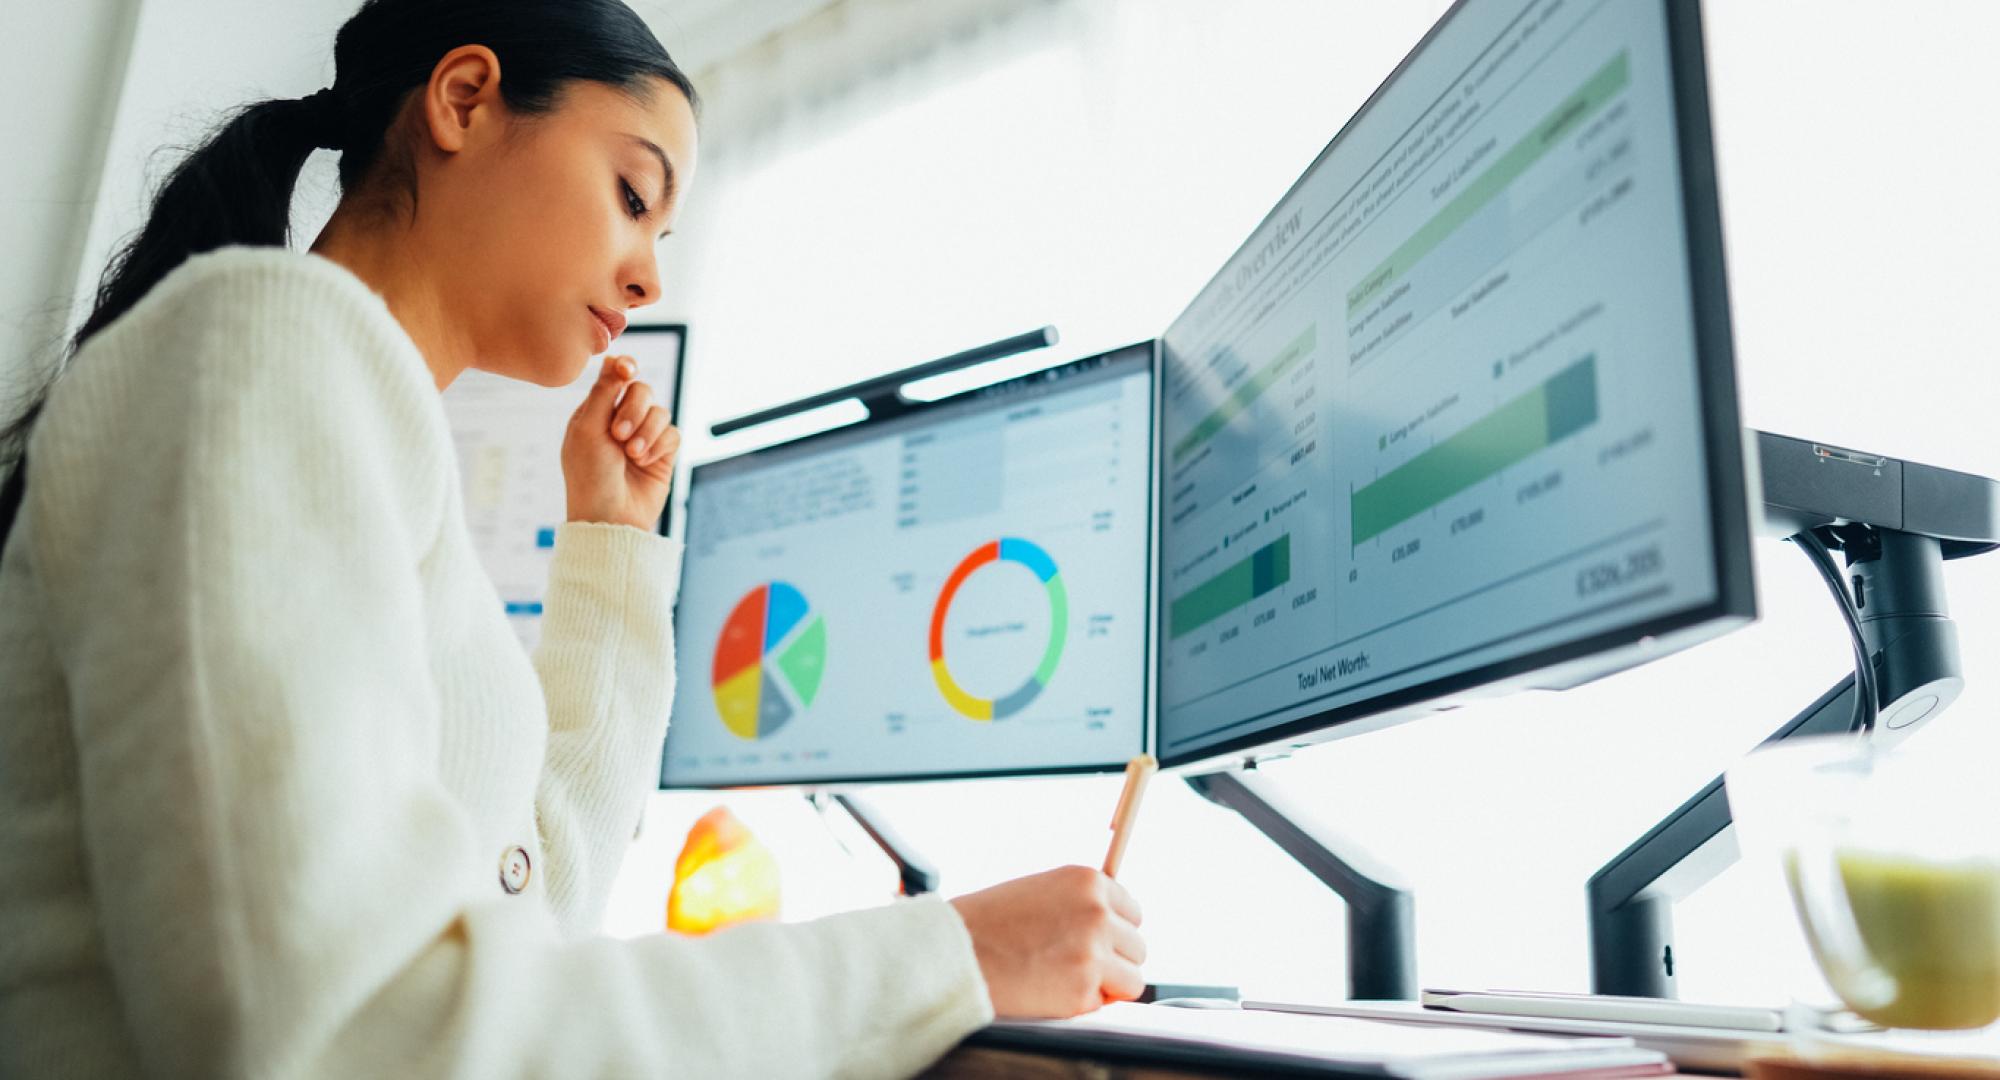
left=588, top=306, right=626, bottom=352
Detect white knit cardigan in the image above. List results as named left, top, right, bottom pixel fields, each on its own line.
left=0, top=247, right=991, bottom=1078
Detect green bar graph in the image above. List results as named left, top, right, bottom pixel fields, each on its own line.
left=1351, top=356, right=1599, bottom=546
left=1171, top=325, right=1318, bottom=465
left=1171, top=534, right=1292, bottom=639
left=1347, top=52, right=1631, bottom=318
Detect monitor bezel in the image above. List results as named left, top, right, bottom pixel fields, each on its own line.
left=1154, top=0, right=1756, bottom=770
left=660, top=340, right=1159, bottom=790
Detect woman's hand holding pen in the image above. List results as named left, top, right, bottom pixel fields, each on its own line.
left=562, top=354, right=681, bottom=530
left=950, top=866, right=1147, bottom=1018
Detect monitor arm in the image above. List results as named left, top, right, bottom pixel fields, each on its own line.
left=1587, top=430, right=1999, bottom=997
left=808, top=791, right=942, bottom=897
left=1186, top=768, right=1418, bottom=1000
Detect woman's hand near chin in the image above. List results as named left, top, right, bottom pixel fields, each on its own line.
left=561, top=354, right=680, bottom=530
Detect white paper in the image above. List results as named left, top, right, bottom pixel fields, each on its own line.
left=991, top=1002, right=1666, bottom=1078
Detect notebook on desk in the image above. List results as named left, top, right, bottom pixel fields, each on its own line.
left=971, top=1002, right=1673, bottom=1078
left=1252, top=998, right=1783, bottom=1076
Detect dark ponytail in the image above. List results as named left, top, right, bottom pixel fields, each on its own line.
left=0, top=0, right=697, bottom=545
left=81, top=97, right=341, bottom=357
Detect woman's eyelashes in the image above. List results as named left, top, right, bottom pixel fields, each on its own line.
left=620, top=178, right=648, bottom=219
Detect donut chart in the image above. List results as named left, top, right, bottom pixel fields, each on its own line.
left=928, top=538, right=1068, bottom=721
left=712, top=582, right=826, bottom=741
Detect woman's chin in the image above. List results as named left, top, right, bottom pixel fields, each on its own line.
left=550, top=358, right=593, bottom=388
left=497, top=356, right=589, bottom=389
left=470, top=340, right=594, bottom=388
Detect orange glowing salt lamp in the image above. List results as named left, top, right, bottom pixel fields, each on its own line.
left=666, top=806, right=781, bottom=935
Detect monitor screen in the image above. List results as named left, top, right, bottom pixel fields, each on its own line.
left=1156, top=0, right=1752, bottom=767
left=444, top=326, right=686, bottom=652
left=662, top=343, right=1154, bottom=788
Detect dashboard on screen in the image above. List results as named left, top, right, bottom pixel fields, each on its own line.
left=1155, top=0, right=1752, bottom=767
left=663, top=343, right=1155, bottom=788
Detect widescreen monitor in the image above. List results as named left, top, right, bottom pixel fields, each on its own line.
left=662, top=342, right=1154, bottom=787
left=1155, top=0, right=1754, bottom=769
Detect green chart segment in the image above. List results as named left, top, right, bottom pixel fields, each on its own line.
left=1351, top=355, right=1600, bottom=546
left=1170, top=533, right=1292, bottom=640
left=1347, top=50, right=1632, bottom=317
left=1171, top=324, right=1318, bottom=465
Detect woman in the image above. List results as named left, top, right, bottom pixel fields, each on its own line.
left=0, top=1, right=1146, bottom=1075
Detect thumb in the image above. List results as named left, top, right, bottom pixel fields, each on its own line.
left=576, top=355, right=635, bottom=429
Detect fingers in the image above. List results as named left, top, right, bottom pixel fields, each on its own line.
left=650, top=424, right=682, bottom=470
left=1084, top=869, right=1146, bottom=1006
left=612, top=380, right=654, bottom=441
left=589, top=358, right=677, bottom=468
left=1106, top=912, right=1147, bottom=968
left=1099, top=950, right=1146, bottom=1004
left=949, top=867, right=1152, bottom=1021
left=1101, top=876, right=1143, bottom=927
left=630, top=412, right=675, bottom=468
left=576, top=354, right=636, bottom=428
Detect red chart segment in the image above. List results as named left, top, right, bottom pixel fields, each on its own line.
left=713, top=586, right=768, bottom=687
left=711, top=583, right=826, bottom=741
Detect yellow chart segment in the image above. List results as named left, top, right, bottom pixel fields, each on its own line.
left=715, top=664, right=763, bottom=740
left=929, top=658, right=994, bottom=721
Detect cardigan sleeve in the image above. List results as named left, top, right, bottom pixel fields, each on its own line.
left=28, top=253, right=991, bottom=1079
left=530, top=521, right=684, bottom=936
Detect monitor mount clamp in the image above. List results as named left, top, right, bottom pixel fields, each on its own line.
left=1587, top=430, right=1999, bottom=998
left=1183, top=431, right=1997, bottom=1005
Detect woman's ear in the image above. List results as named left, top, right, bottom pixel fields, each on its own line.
left=420, top=44, right=503, bottom=154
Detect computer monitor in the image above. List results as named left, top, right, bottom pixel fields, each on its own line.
left=444, top=324, right=687, bottom=650
left=1155, top=0, right=1754, bottom=769
left=661, top=342, right=1154, bottom=788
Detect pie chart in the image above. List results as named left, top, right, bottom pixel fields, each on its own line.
left=928, top=538, right=1068, bottom=721
left=711, top=581, right=826, bottom=741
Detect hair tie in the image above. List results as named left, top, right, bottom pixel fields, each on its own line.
left=299, top=87, right=345, bottom=151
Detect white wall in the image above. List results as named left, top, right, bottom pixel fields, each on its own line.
left=0, top=0, right=138, bottom=418
left=0, top=0, right=357, bottom=460
left=72, top=0, right=358, bottom=301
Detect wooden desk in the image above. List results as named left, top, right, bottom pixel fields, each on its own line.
left=924, top=1043, right=1259, bottom=1078
left=920, top=1042, right=1695, bottom=1078
left=922, top=1031, right=2000, bottom=1079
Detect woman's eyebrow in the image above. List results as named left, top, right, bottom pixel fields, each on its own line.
left=623, top=134, right=677, bottom=214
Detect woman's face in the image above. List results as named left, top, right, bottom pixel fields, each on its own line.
left=418, top=67, right=698, bottom=388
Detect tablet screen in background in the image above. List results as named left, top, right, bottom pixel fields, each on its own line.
left=444, top=325, right=686, bottom=651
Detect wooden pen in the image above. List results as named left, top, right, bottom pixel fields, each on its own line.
left=1101, top=753, right=1157, bottom=878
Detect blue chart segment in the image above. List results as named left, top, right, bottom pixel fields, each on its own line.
left=765, top=581, right=809, bottom=649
